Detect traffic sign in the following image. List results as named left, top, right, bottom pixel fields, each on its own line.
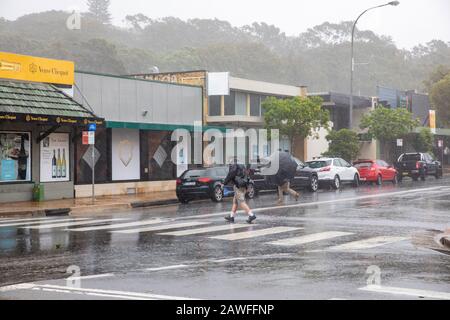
left=438, top=140, right=444, bottom=148
left=88, top=123, right=97, bottom=132
left=396, top=139, right=403, bottom=147
left=82, top=131, right=95, bottom=145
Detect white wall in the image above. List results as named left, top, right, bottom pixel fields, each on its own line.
left=305, top=125, right=332, bottom=161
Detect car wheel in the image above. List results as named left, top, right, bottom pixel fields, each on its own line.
left=212, top=185, right=224, bottom=202
left=309, top=175, right=319, bottom=192
left=376, top=175, right=382, bottom=186
left=332, top=175, right=340, bottom=190
left=352, top=174, right=360, bottom=188
left=392, top=174, right=398, bottom=185
left=246, top=184, right=256, bottom=199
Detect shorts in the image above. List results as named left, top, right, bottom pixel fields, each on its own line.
left=233, top=186, right=247, bottom=204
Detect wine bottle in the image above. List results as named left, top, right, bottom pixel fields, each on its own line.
left=57, top=149, right=61, bottom=178
left=52, top=150, right=57, bottom=179
left=62, top=149, right=67, bottom=178
left=17, top=135, right=27, bottom=180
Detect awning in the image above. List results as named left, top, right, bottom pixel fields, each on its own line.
left=0, top=80, right=104, bottom=126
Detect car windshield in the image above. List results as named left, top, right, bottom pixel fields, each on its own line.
left=400, top=154, right=421, bottom=161
left=354, top=162, right=373, bottom=168
left=306, top=160, right=332, bottom=168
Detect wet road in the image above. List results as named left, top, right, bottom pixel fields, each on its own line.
left=1, top=177, right=449, bottom=300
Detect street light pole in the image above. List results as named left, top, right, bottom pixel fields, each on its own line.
left=349, top=1, right=400, bottom=129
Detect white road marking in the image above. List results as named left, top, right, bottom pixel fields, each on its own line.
left=112, top=221, right=210, bottom=234
left=0, top=218, right=90, bottom=228
left=325, top=236, right=410, bottom=251
left=146, top=265, right=189, bottom=272
left=68, top=273, right=115, bottom=280
left=267, top=231, right=354, bottom=246
left=35, top=287, right=150, bottom=300
left=67, top=219, right=164, bottom=232
left=0, top=217, right=55, bottom=224
left=30, top=284, right=197, bottom=300
left=360, top=285, right=450, bottom=300
left=158, top=224, right=250, bottom=236
left=24, top=218, right=127, bottom=230
left=209, top=227, right=302, bottom=241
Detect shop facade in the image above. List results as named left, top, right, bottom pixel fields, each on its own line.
left=73, top=71, right=203, bottom=197
left=0, top=53, right=104, bottom=203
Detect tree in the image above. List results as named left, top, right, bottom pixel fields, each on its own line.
left=430, top=73, right=450, bottom=127
left=412, top=128, right=434, bottom=154
left=322, top=129, right=360, bottom=162
left=360, top=106, right=419, bottom=161
left=87, top=0, right=111, bottom=24
left=263, top=96, right=329, bottom=155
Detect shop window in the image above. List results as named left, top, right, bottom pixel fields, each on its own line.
left=235, top=92, right=247, bottom=116
left=209, top=95, right=221, bottom=116
left=224, top=91, right=236, bottom=116
left=250, top=94, right=261, bottom=117
left=147, top=131, right=177, bottom=181
left=0, top=132, right=31, bottom=183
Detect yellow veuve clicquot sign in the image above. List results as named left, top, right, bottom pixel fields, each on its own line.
left=0, top=52, right=74, bottom=85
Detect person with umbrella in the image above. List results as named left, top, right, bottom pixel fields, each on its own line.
left=262, top=150, right=300, bottom=205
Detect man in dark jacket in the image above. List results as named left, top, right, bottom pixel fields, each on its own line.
left=222, top=158, right=256, bottom=224
left=264, top=151, right=300, bottom=205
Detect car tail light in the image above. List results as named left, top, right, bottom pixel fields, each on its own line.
left=176, top=179, right=182, bottom=185
left=198, top=177, right=213, bottom=184
left=320, top=166, right=331, bottom=172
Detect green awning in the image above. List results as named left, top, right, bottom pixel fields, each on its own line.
left=0, top=80, right=103, bottom=126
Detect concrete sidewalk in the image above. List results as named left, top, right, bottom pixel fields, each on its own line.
left=0, top=191, right=178, bottom=217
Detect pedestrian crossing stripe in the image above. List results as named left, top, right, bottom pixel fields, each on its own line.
left=209, top=227, right=302, bottom=241
left=267, top=231, right=354, bottom=246
left=158, top=224, right=251, bottom=236
left=67, top=219, right=165, bottom=232
left=0, top=217, right=56, bottom=224
left=0, top=218, right=90, bottom=228
left=24, top=218, right=127, bottom=230
left=111, top=221, right=211, bottom=234
left=324, top=236, right=409, bottom=251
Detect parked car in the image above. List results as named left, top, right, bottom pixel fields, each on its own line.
left=249, top=157, right=320, bottom=193
left=353, top=159, right=398, bottom=185
left=394, top=153, right=443, bottom=182
left=305, top=157, right=360, bottom=190
left=176, top=167, right=255, bottom=203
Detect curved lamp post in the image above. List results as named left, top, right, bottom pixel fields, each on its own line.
left=349, top=1, right=400, bottom=129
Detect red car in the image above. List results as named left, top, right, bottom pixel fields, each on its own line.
left=353, top=159, right=398, bottom=185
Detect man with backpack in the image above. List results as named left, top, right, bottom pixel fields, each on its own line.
left=222, top=158, right=256, bottom=224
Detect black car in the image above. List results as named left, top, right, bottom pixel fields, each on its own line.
left=249, top=157, right=319, bottom=193
left=176, top=167, right=256, bottom=204
left=395, top=152, right=443, bottom=181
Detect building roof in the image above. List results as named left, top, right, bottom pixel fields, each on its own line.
left=0, top=80, right=96, bottom=118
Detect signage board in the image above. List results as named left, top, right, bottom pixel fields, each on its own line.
left=429, top=110, right=436, bottom=134
left=40, top=133, right=70, bottom=182
left=0, top=52, right=74, bottom=85
left=397, top=139, right=403, bottom=147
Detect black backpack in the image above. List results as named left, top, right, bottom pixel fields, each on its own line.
left=234, top=164, right=249, bottom=188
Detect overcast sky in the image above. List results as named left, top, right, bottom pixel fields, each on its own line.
left=1, top=0, right=449, bottom=49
